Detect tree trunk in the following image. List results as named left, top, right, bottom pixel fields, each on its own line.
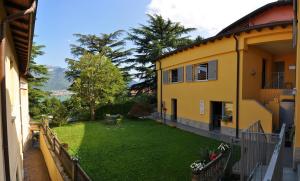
left=90, top=103, right=95, bottom=121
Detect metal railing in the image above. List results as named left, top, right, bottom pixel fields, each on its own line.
left=240, top=121, right=285, bottom=181
left=42, top=122, right=91, bottom=181
left=264, top=72, right=286, bottom=89
left=263, top=124, right=286, bottom=181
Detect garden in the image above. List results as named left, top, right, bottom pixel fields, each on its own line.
left=53, top=119, right=226, bottom=181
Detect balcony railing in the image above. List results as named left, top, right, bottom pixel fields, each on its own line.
left=264, top=72, right=294, bottom=89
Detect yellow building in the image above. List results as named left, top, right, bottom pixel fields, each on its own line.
left=156, top=0, right=298, bottom=160
left=294, top=0, right=300, bottom=168
left=0, top=0, right=37, bottom=180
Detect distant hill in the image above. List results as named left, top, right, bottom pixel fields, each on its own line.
left=42, top=66, right=71, bottom=91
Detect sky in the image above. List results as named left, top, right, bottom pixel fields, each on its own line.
left=34, top=0, right=276, bottom=68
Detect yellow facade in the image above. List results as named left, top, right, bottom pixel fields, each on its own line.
left=157, top=25, right=294, bottom=136
left=294, top=0, right=300, bottom=166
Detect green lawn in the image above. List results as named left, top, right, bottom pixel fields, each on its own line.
left=53, top=119, right=221, bottom=181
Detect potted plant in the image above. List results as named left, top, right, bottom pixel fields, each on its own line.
left=221, top=115, right=232, bottom=125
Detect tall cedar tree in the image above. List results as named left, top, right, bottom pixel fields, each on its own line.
left=67, top=53, right=125, bottom=120
left=126, top=14, right=195, bottom=92
left=66, top=30, right=131, bottom=82
left=28, top=43, right=49, bottom=119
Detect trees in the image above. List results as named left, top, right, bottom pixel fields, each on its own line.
left=67, top=53, right=125, bottom=120
left=126, top=14, right=195, bottom=91
left=28, top=43, right=49, bottom=119
left=66, top=30, right=131, bottom=82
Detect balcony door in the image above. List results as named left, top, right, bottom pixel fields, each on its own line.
left=272, top=61, right=284, bottom=89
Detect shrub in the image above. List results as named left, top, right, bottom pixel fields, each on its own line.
left=51, top=101, right=69, bottom=126
left=95, top=101, right=135, bottom=119
left=127, top=102, right=153, bottom=118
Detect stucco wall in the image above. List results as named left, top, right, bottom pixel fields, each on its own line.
left=20, top=77, right=31, bottom=151
left=242, top=46, right=272, bottom=100
left=0, top=2, right=30, bottom=180
left=158, top=37, right=237, bottom=131
left=5, top=37, right=24, bottom=181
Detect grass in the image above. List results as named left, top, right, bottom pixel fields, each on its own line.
left=53, top=119, right=222, bottom=181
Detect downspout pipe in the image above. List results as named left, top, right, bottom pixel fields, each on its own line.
left=234, top=34, right=240, bottom=139
left=0, top=1, right=37, bottom=180
left=158, top=60, right=163, bottom=121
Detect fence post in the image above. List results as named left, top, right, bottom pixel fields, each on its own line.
left=240, top=131, right=244, bottom=181
left=44, top=124, right=47, bottom=135
left=53, top=137, right=56, bottom=151
left=72, top=158, right=79, bottom=181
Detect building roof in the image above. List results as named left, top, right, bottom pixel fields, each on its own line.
left=3, top=0, right=37, bottom=74
left=156, top=1, right=294, bottom=62
left=218, top=0, right=293, bottom=35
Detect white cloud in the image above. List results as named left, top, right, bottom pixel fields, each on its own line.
left=147, top=0, right=276, bottom=37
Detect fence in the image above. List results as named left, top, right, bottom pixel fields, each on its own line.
left=240, top=121, right=285, bottom=181
left=42, top=122, right=91, bottom=181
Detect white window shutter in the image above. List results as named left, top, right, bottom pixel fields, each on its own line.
left=186, top=65, right=193, bottom=82
left=208, top=60, right=218, bottom=80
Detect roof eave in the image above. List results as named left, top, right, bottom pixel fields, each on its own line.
left=156, top=20, right=293, bottom=61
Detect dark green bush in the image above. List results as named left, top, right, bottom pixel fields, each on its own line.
left=95, top=101, right=135, bottom=119
left=127, top=102, right=153, bottom=118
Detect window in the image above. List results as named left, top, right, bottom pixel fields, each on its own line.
left=187, top=60, right=217, bottom=82
left=171, top=69, right=178, bottom=82
left=168, top=67, right=183, bottom=83
left=222, top=102, right=233, bottom=122
left=195, top=63, right=208, bottom=81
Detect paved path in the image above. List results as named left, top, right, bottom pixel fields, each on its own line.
left=163, top=119, right=239, bottom=144
left=24, top=144, right=50, bottom=181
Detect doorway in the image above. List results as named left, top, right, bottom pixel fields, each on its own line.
left=211, top=102, right=222, bottom=130
left=171, top=99, right=177, bottom=122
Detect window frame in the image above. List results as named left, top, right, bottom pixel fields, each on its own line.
left=194, top=63, right=209, bottom=81
left=221, top=102, right=233, bottom=122
left=171, top=68, right=179, bottom=83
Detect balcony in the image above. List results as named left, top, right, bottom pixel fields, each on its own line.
left=260, top=72, right=295, bottom=104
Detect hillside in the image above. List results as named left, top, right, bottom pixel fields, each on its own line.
left=43, top=66, right=71, bottom=91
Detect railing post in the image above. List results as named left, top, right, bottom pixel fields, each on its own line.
left=72, top=158, right=79, bottom=181
left=240, top=131, right=244, bottom=181
left=45, top=124, right=47, bottom=135
left=53, top=137, right=56, bottom=151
